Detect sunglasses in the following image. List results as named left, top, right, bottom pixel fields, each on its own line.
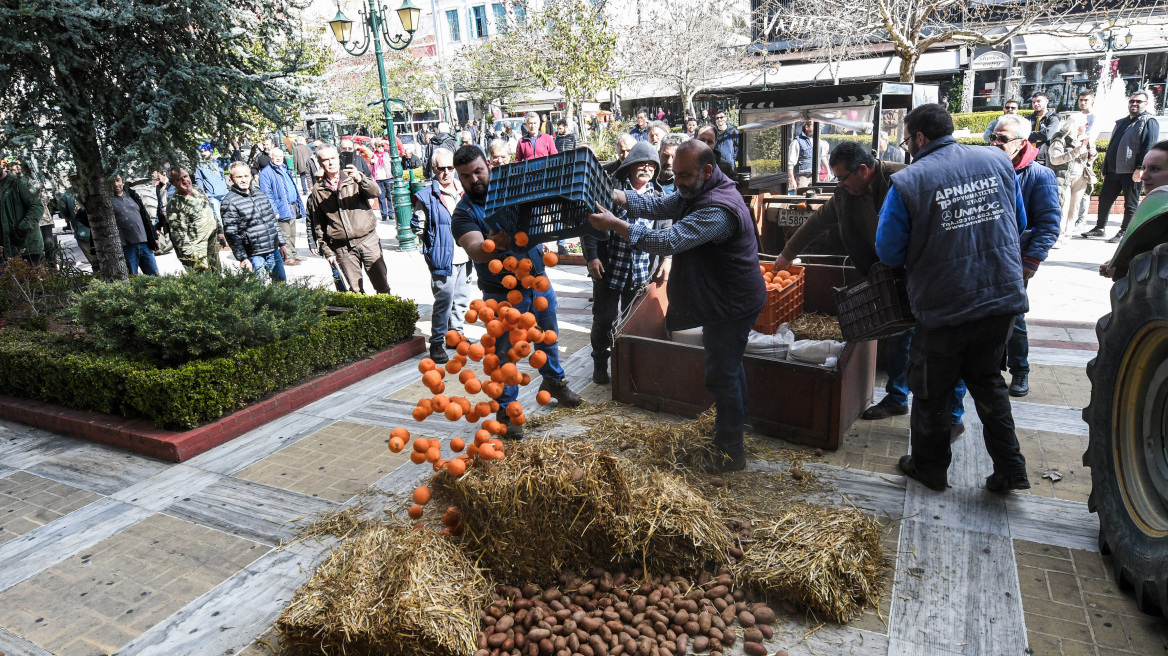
left=987, top=134, right=1024, bottom=144
left=1130, top=99, right=1148, bottom=104
left=435, top=166, right=455, bottom=172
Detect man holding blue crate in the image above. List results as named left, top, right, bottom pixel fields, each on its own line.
left=450, top=145, right=582, bottom=440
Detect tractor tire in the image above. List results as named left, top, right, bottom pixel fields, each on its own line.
left=1082, top=243, right=1168, bottom=619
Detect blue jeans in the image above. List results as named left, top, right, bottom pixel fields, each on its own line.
left=377, top=179, right=394, bottom=222
left=482, top=287, right=565, bottom=406
left=431, top=262, right=472, bottom=344
left=701, top=315, right=756, bottom=461
left=248, top=250, right=287, bottom=282
left=885, top=329, right=965, bottom=424
left=123, top=243, right=159, bottom=275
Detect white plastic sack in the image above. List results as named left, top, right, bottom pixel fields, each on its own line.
left=745, top=325, right=795, bottom=360
left=788, top=339, right=845, bottom=366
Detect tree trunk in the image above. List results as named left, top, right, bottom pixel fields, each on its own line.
left=898, top=49, right=919, bottom=83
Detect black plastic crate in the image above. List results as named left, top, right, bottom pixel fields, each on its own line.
left=833, top=264, right=915, bottom=341
left=484, top=148, right=616, bottom=244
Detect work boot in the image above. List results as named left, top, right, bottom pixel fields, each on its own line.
left=496, top=409, right=525, bottom=440
left=897, top=455, right=948, bottom=491
left=700, top=449, right=747, bottom=474
left=1009, top=373, right=1029, bottom=397
left=1079, top=227, right=1105, bottom=238
left=428, top=343, right=449, bottom=365
left=861, top=397, right=909, bottom=420
left=1107, top=230, right=1126, bottom=244
left=540, top=376, right=582, bottom=407
left=592, top=357, right=610, bottom=385
left=985, top=471, right=1031, bottom=493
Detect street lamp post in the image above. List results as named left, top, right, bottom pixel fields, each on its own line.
left=329, top=0, right=422, bottom=252
left=1088, top=18, right=1133, bottom=53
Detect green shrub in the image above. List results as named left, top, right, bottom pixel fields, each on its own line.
left=73, top=272, right=332, bottom=365
left=0, top=292, right=419, bottom=428
left=951, top=110, right=1035, bottom=134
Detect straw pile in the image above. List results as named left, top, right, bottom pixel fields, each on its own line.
left=586, top=408, right=719, bottom=471
left=277, top=517, right=489, bottom=656
left=733, top=503, right=885, bottom=623
left=789, top=312, right=843, bottom=341
left=623, top=467, right=733, bottom=574
left=432, top=437, right=730, bottom=584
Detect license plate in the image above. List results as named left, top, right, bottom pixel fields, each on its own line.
left=772, top=209, right=811, bottom=226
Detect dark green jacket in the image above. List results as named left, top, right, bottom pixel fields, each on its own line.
left=0, top=175, right=45, bottom=258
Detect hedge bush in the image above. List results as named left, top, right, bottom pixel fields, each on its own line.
left=0, top=293, right=418, bottom=429
left=73, top=272, right=333, bottom=366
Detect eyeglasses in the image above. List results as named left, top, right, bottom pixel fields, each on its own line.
left=987, top=134, right=1024, bottom=144
left=715, top=115, right=727, bottom=121
left=837, top=168, right=857, bottom=185
left=899, top=136, right=913, bottom=149
left=435, top=166, right=454, bottom=172
left=1129, top=99, right=1148, bottom=104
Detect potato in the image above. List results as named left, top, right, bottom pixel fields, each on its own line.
left=497, top=615, right=515, bottom=632
left=759, top=624, right=773, bottom=640
left=738, top=611, right=755, bottom=627
left=721, top=628, right=736, bottom=646
left=684, top=621, right=700, bottom=636
left=743, top=627, right=763, bottom=643
left=704, top=585, right=729, bottom=600
left=692, top=636, right=709, bottom=652
left=744, top=642, right=768, bottom=656
left=752, top=605, right=775, bottom=624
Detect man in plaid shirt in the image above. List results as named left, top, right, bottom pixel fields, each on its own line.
left=583, top=140, right=672, bottom=384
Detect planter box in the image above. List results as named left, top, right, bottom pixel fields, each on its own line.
left=611, top=262, right=874, bottom=450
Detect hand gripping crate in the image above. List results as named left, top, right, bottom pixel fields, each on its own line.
left=753, top=263, right=805, bottom=334
left=484, top=148, right=616, bottom=244
left=833, top=263, right=915, bottom=341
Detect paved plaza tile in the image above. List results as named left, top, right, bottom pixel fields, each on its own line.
left=234, top=421, right=412, bottom=502
left=0, top=472, right=101, bottom=547
left=0, top=513, right=265, bottom=656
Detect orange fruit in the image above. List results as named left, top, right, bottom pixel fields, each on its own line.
left=482, top=354, right=500, bottom=372
left=479, top=444, right=496, bottom=460
left=412, top=407, right=428, bottom=421
left=488, top=259, right=504, bottom=274
left=500, top=362, right=517, bottom=381
left=482, top=239, right=496, bottom=253
left=465, top=379, right=482, bottom=394
left=456, top=396, right=472, bottom=412
left=413, top=437, right=431, bottom=453
left=410, top=450, right=426, bottom=464
left=467, top=343, right=485, bottom=361
left=527, top=327, right=542, bottom=342
left=391, top=427, right=409, bottom=440
left=474, top=429, right=490, bottom=446
left=459, top=369, right=476, bottom=384
left=484, top=298, right=499, bottom=311
left=519, top=312, right=538, bottom=329
left=417, top=398, right=433, bottom=412
left=506, top=401, right=523, bottom=418
left=502, top=275, right=518, bottom=289
left=533, top=296, right=549, bottom=311
left=537, top=390, right=552, bottom=405
left=509, top=328, right=528, bottom=345
left=512, top=414, right=526, bottom=426
left=456, top=340, right=470, bottom=356
left=413, top=486, right=432, bottom=504
left=489, top=400, right=500, bottom=412
left=514, top=232, right=529, bottom=247
left=518, top=258, right=533, bottom=273
left=529, top=351, right=547, bottom=369
left=426, top=446, right=441, bottom=463
left=431, top=395, right=449, bottom=412
left=485, top=382, right=504, bottom=398
left=543, top=330, right=558, bottom=344
left=503, top=256, right=518, bottom=271
left=418, top=358, right=436, bottom=373
left=389, top=438, right=404, bottom=452
left=450, top=437, right=466, bottom=452
left=519, top=373, right=531, bottom=386
left=421, top=370, right=440, bottom=388
left=534, top=276, right=551, bottom=292
left=447, top=459, right=467, bottom=477
left=432, top=381, right=445, bottom=394
left=444, top=359, right=463, bottom=374
left=521, top=275, right=536, bottom=289
left=445, top=330, right=462, bottom=347
left=445, top=403, right=464, bottom=421
left=543, top=251, right=558, bottom=267
left=508, top=290, right=522, bottom=305
left=408, top=504, right=424, bottom=519
left=475, top=401, right=491, bottom=417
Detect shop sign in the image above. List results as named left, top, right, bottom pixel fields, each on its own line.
left=971, top=50, right=1010, bottom=71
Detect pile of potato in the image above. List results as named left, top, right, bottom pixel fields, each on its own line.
left=475, top=566, right=787, bottom=656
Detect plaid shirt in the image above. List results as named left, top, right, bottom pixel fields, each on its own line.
left=604, top=183, right=664, bottom=291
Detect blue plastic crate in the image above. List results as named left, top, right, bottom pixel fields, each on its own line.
left=484, top=148, right=616, bottom=244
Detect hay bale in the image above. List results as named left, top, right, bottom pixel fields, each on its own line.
left=432, top=437, right=731, bottom=584
left=624, top=467, right=732, bottom=574
left=733, top=503, right=886, bottom=623
left=278, top=518, right=488, bottom=656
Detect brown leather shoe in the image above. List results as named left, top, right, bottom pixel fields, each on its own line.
left=861, top=398, right=908, bottom=420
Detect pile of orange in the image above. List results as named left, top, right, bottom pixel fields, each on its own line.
left=389, top=243, right=563, bottom=531
left=761, top=264, right=796, bottom=293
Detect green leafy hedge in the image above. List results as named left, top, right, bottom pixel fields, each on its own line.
left=0, top=293, right=418, bottom=429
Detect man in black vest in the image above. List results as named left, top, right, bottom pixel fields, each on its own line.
left=1081, top=90, right=1161, bottom=242
left=588, top=140, right=767, bottom=473
left=875, top=104, right=1030, bottom=493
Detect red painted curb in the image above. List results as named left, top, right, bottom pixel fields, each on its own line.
left=0, top=336, right=426, bottom=462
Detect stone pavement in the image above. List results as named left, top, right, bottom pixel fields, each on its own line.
left=2, top=219, right=1160, bottom=655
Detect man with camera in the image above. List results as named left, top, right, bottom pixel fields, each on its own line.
left=308, top=144, right=391, bottom=294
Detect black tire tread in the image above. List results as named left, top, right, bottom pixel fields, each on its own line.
left=1083, top=244, right=1168, bottom=620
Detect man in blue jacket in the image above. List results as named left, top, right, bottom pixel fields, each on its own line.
left=876, top=103, right=1031, bottom=493
left=257, top=148, right=304, bottom=265
left=987, top=114, right=1061, bottom=397
left=412, top=148, right=472, bottom=364
left=194, top=144, right=229, bottom=221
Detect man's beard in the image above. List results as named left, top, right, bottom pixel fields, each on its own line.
left=659, top=168, right=675, bottom=184
left=468, top=182, right=489, bottom=199
left=676, top=171, right=710, bottom=199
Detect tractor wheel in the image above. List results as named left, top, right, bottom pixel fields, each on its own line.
left=1083, top=243, right=1168, bottom=619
